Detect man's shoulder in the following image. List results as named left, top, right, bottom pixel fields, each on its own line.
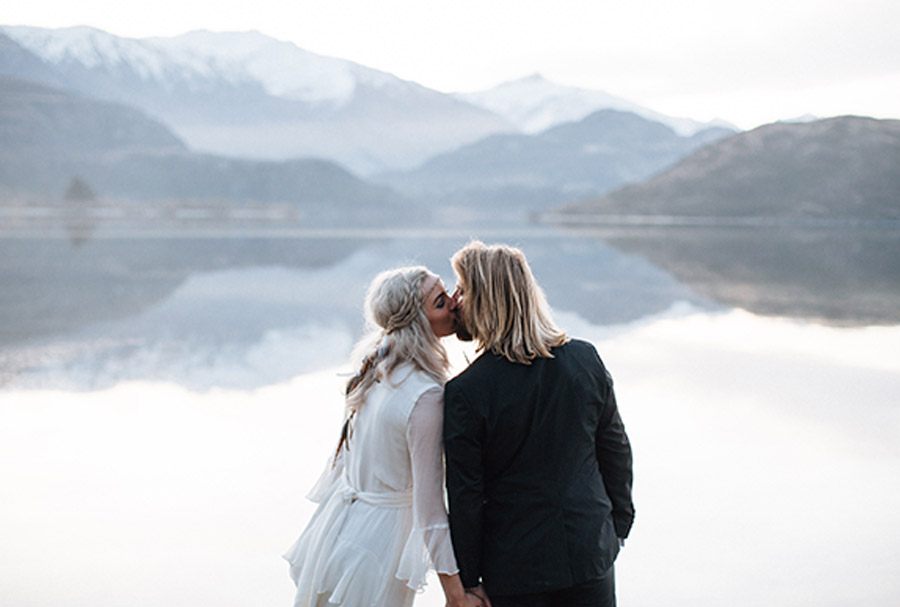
left=562, top=336, right=595, bottom=351
left=557, top=338, right=612, bottom=379
left=558, top=337, right=600, bottom=360
left=446, top=352, right=498, bottom=392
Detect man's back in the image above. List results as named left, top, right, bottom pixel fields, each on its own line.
left=443, top=338, right=633, bottom=597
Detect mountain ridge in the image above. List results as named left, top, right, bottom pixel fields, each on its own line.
left=0, top=25, right=514, bottom=174
left=0, top=76, right=418, bottom=225
left=546, top=115, right=900, bottom=326
left=379, top=108, right=735, bottom=213
left=560, top=116, right=900, bottom=219
left=458, top=73, right=734, bottom=136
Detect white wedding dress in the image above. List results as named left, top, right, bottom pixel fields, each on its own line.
left=283, top=365, right=459, bottom=607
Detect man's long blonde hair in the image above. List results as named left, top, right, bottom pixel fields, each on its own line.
left=451, top=241, right=568, bottom=364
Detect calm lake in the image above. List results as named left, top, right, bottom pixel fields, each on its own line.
left=1, top=228, right=898, bottom=606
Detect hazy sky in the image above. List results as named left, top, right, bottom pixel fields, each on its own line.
left=4, top=0, right=899, bottom=128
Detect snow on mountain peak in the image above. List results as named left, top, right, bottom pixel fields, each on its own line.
left=144, top=29, right=359, bottom=103
left=459, top=74, right=715, bottom=136
left=2, top=25, right=170, bottom=79
left=0, top=25, right=369, bottom=105
left=458, top=74, right=639, bottom=134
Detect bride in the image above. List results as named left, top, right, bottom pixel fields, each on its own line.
left=283, top=267, right=486, bottom=607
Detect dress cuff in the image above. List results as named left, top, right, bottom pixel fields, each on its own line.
left=395, top=524, right=460, bottom=590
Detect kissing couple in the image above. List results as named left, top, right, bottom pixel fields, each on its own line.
left=284, top=241, right=634, bottom=607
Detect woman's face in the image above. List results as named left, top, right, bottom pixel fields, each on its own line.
left=422, top=274, right=456, bottom=338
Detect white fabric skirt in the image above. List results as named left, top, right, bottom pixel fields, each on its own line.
left=283, top=478, right=421, bottom=607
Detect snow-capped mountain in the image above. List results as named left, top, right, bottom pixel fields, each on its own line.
left=0, top=26, right=512, bottom=174
left=2, top=25, right=409, bottom=106
left=458, top=73, right=732, bottom=136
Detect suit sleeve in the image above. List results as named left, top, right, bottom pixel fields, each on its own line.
left=595, top=364, right=635, bottom=539
left=442, top=380, right=484, bottom=588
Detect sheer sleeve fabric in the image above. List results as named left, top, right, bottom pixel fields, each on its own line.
left=306, top=448, right=345, bottom=503
left=396, top=386, right=459, bottom=589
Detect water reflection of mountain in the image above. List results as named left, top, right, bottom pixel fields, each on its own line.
left=578, top=225, right=900, bottom=325
left=0, top=237, right=368, bottom=344
left=0, top=232, right=704, bottom=388
left=4, top=234, right=700, bottom=339
left=5, top=224, right=898, bottom=388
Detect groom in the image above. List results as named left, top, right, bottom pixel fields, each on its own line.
left=443, top=241, right=634, bottom=607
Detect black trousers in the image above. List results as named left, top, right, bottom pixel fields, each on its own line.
left=489, top=566, right=615, bottom=607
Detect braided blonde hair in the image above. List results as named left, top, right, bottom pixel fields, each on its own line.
left=335, top=266, right=449, bottom=459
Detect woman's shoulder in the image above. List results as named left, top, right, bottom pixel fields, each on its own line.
left=387, top=363, right=442, bottom=394
left=377, top=365, right=442, bottom=425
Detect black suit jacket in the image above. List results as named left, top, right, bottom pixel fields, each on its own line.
left=443, top=338, right=633, bottom=596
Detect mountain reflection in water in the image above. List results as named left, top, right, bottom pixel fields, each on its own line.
left=590, top=224, right=900, bottom=326
left=1, top=221, right=898, bottom=387
left=0, top=230, right=699, bottom=388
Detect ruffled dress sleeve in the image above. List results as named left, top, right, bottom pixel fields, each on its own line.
left=396, top=386, right=460, bottom=589
left=306, top=447, right=345, bottom=503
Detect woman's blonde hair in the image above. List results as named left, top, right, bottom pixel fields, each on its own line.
left=451, top=241, right=568, bottom=365
left=336, top=266, right=449, bottom=458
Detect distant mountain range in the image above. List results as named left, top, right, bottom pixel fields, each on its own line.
left=550, top=116, right=900, bottom=325
left=1, top=25, right=746, bottom=177
left=1, top=76, right=185, bottom=155
left=2, top=23, right=899, bottom=327
left=0, top=77, right=417, bottom=224
left=0, top=26, right=513, bottom=174
left=458, top=73, right=733, bottom=136
left=378, top=109, right=734, bottom=212
left=561, top=116, right=900, bottom=219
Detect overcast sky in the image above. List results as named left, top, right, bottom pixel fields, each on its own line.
left=4, top=0, right=899, bottom=128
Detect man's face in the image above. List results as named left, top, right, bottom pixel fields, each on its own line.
left=450, top=284, right=473, bottom=342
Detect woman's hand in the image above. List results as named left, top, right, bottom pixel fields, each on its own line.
left=466, top=585, right=491, bottom=607
left=446, top=592, right=486, bottom=607
left=440, top=573, right=491, bottom=607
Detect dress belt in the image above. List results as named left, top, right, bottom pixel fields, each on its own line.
left=338, top=476, right=412, bottom=508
